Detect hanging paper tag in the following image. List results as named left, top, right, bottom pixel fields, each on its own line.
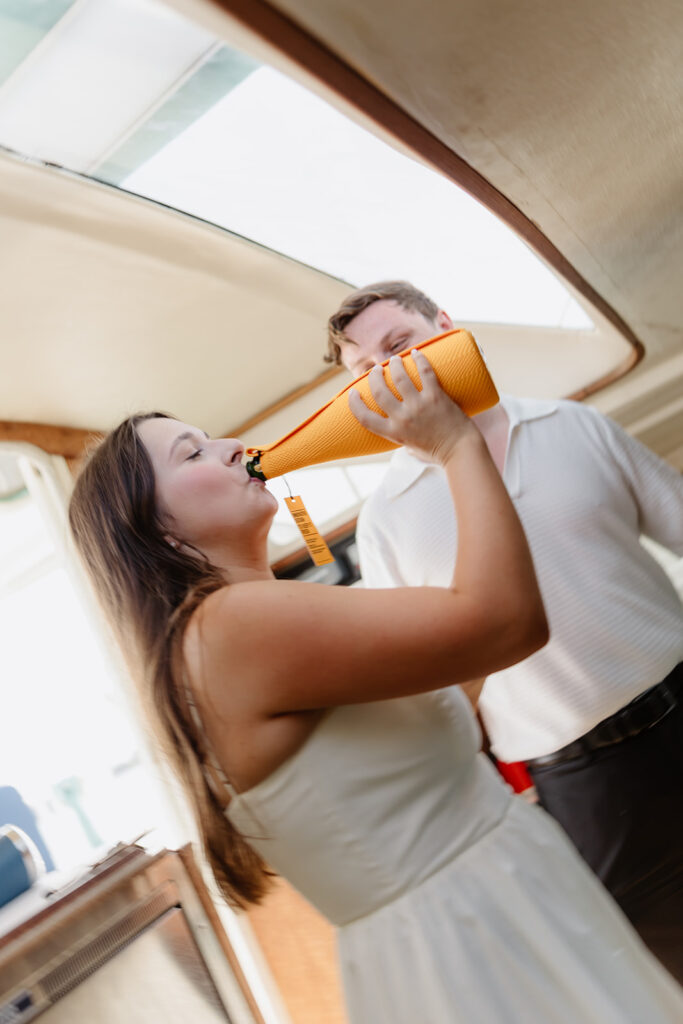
left=284, top=495, right=335, bottom=566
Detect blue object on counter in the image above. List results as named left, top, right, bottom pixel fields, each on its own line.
left=0, top=826, right=44, bottom=908
left=0, top=786, right=55, bottom=871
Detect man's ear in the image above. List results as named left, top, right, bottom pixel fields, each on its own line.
left=436, top=310, right=454, bottom=332
left=338, top=339, right=357, bottom=375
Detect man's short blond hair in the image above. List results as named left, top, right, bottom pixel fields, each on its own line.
left=325, top=280, right=440, bottom=365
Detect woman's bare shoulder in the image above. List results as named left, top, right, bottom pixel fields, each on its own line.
left=181, top=582, right=326, bottom=791
left=181, top=580, right=290, bottom=709
left=184, top=579, right=287, bottom=653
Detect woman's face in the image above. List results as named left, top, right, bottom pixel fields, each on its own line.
left=137, top=417, right=277, bottom=552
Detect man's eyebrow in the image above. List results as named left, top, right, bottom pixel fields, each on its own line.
left=169, top=430, right=209, bottom=459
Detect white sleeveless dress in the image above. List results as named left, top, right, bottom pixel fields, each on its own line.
left=225, top=688, right=683, bottom=1023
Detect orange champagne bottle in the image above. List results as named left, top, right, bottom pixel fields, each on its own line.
left=245, top=329, right=498, bottom=480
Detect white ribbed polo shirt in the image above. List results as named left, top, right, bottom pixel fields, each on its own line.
left=356, top=396, right=683, bottom=761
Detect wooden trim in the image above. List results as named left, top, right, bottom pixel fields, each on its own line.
left=244, top=877, right=346, bottom=1024
left=567, top=354, right=641, bottom=402
left=208, top=0, right=644, bottom=395
left=0, top=420, right=98, bottom=459
left=176, top=845, right=268, bottom=1024
left=225, top=363, right=342, bottom=436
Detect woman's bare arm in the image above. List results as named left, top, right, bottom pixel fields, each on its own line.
left=191, top=352, right=547, bottom=720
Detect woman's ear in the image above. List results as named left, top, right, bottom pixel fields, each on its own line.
left=164, top=534, right=179, bottom=550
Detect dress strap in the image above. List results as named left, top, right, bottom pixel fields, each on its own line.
left=182, top=671, right=238, bottom=805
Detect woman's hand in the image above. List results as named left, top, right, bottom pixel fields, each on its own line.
left=193, top=355, right=546, bottom=722
left=348, top=350, right=478, bottom=466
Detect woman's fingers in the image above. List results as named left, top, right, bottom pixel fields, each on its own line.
left=366, top=364, right=402, bottom=415
left=367, top=353, right=427, bottom=411
left=386, top=353, right=417, bottom=396
left=388, top=350, right=441, bottom=405
left=410, top=350, right=438, bottom=390
left=348, top=387, right=390, bottom=434
left=348, top=348, right=462, bottom=455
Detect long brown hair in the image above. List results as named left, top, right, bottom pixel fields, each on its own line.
left=68, top=412, right=271, bottom=907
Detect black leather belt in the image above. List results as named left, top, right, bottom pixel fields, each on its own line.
left=527, top=661, right=682, bottom=770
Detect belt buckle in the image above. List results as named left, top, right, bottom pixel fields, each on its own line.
left=593, top=715, right=624, bottom=747
left=619, top=683, right=676, bottom=740
left=644, top=683, right=676, bottom=731
left=590, top=683, right=676, bottom=748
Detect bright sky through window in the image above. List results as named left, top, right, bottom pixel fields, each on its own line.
left=0, top=0, right=591, bottom=329
left=123, top=65, right=591, bottom=330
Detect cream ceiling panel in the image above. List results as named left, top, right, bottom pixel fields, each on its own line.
left=1, top=152, right=634, bottom=440
left=265, top=0, right=683, bottom=358
left=0, top=153, right=347, bottom=434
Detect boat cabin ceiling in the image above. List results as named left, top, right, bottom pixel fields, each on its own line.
left=0, top=6, right=680, bottom=1020
left=1, top=0, right=681, bottom=472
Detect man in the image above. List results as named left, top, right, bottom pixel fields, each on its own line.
left=326, top=280, right=683, bottom=979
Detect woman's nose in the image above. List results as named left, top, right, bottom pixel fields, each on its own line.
left=220, top=438, right=245, bottom=464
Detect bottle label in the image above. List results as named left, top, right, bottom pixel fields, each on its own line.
left=284, top=496, right=335, bottom=566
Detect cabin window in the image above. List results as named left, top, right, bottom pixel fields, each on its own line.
left=0, top=448, right=188, bottom=878
left=0, top=0, right=591, bottom=331
left=267, top=462, right=385, bottom=549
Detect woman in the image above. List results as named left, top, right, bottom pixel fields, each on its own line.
left=69, top=353, right=682, bottom=1022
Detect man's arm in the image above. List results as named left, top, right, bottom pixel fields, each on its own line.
left=591, top=406, right=683, bottom=554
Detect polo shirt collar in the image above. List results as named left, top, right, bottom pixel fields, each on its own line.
left=502, top=393, right=559, bottom=429
left=381, top=394, right=560, bottom=499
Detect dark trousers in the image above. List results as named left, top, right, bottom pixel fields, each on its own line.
left=527, top=669, right=683, bottom=984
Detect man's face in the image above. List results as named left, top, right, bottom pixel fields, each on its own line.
left=339, top=299, right=453, bottom=377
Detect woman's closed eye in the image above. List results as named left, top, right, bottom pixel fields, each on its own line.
left=186, top=448, right=204, bottom=461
